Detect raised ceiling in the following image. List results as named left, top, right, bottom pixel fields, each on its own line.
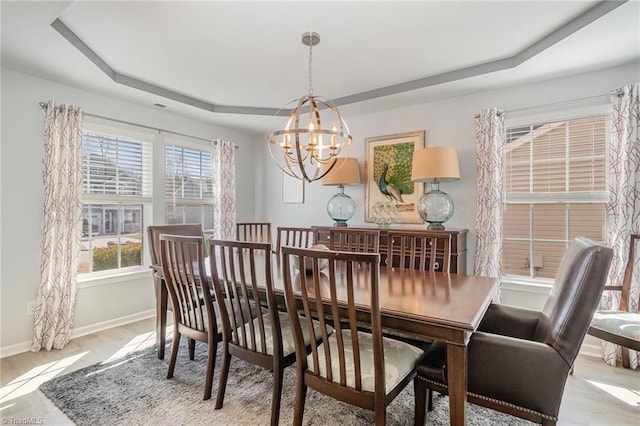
left=2, top=1, right=639, bottom=134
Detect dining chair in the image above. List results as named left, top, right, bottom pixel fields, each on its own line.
left=160, top=234, right=219, bottom=401
left=588, top=233, right=640, bottom=368
left=414, top=237, right=613, bottom=425
left=274, top=226, right=318, bottom=260
left=236, top=222, right=272, bottom=243
left=328, top=228, right=380, bottom=253
left=386, top=231, right=452, bottom=272
left=281, top=246, right=424, bottom=426
left=209, top=239, right=330, bottom=426
left=147, top=223, right=203, bottom=359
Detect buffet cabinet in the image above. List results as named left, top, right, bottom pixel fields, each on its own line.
left=311, top=226, right=468, bottom=275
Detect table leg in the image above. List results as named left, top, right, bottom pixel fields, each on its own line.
left=154, top=276, right=168, bottom=360
left=447, top=343, right=468, bottom=426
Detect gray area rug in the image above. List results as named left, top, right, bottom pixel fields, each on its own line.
left=40, top=342, right=533, bottom=425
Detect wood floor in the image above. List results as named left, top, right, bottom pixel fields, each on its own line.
left=1, top=317, right=639, bottom=425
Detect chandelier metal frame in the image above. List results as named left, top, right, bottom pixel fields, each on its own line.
left=267, top=31, right=352, bottom=183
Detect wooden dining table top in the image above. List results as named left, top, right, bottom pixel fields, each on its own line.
left=273, top=262, right=498, bottom=345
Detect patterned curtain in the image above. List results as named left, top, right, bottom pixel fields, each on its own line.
left=32, top=101, right=83, bottom=351
left=474, top=108, right=505, bottom=303
left=211, top=139, right=237, bottom=239
left=602, top=83, right=640, bottom=368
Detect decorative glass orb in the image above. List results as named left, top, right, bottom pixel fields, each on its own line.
left=326, top=186, right=356, bottom=226
left=417, top=183, right=454, bottom=230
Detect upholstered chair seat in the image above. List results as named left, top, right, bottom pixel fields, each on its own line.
left=235, top=311, right=334, bottom=357
left=590, top=311, right=640, bottom=347
left=312, top=330, right=424, bottom=392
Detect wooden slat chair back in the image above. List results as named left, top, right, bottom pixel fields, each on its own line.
left=281, top=246, right=423, bottom=425
left=236, top=222, right=272, bottom=244
left=588, top=233, right=640, bottom=368
left=329, top=228, right=380, bottom=253
left=208, top=239, right=295, bottom=426
left=275, top=226, right=318, bottom=258
left=147, top=224, right=203, bottom=359
left=387, top=231, right=452, bottom=272
left=160, top=234, right=218, bottom=400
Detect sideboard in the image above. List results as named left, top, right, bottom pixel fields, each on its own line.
left=312, top=226, right=468, bottom=275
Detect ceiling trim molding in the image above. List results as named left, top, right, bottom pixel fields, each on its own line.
left=51, top=18, right=286, bottom=117
left=51, top=0, right=626, bottom=116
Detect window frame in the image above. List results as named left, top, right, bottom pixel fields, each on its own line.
left=164, top=137, right=214, bottom=229
left=78, top=120, right=155, bottom=281
left=502, top=103, right=611, bottom=284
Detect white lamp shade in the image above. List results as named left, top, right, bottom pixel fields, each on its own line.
left=322, top=157, right=361, bottom=186
left=411, top=147, right=461, bottom=182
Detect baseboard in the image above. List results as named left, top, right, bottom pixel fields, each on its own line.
left=0, top=309, right=155, bottom=359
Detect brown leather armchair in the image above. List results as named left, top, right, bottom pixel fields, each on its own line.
left=415, top=237, right=613, bottom=425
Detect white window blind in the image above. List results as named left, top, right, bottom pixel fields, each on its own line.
left=503, top=114, right=609, bottom=280
left=82, top=131, right=152, bottom=201
left=165, top=144, right=214, bottom=228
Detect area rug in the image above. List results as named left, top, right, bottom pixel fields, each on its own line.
left=40, top=342, right=534, bottom=425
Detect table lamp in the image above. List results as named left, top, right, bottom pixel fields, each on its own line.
left=322, top=157, right=361, bottom=226
left=411, top=147, right=461, bottom=230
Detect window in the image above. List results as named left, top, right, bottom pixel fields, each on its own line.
left=79, top=129, right=152, bottom=274
left=503, top=115, right=609, bottom=280
left=165, top=143, right=214, bottom=229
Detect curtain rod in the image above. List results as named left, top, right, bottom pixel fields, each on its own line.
left=38, top=101, right=239, bottom=149
left=474, top=89, right=623, bottom=118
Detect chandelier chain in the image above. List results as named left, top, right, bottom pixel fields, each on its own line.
left=308, top=40, right=313, bottom=96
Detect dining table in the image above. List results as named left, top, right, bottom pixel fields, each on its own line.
left=152, top=253, right=499, bottom=426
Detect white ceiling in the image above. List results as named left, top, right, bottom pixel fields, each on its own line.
left=2, top=1, right=639, bottom=135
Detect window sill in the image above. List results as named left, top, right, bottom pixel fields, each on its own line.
left=77, top=267, right=152, bottom=289
left=502, top=276, right=553, bottom=295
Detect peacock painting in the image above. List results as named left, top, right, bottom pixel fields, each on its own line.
left=373, top=142, right=415, bottom=204
left=365, top=131, right=425, bottom=224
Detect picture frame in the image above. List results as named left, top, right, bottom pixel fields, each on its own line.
left=365, top=131, right=425, bottom=224
left=282, top=171, right=305, bottom=204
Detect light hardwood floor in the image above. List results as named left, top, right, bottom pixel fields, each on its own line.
left=1, top=317, right=639, bottom=425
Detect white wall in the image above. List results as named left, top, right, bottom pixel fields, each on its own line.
left=256, top=61, right=639, bottom=308
left=0, top=69, right=257, bottom=354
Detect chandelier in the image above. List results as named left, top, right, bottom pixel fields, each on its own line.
left=267, top=32, right=352, bottom=183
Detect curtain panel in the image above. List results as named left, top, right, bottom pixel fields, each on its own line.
left=211, top=139, right=237, bottom=240
left=32, top=101, right=84, bottom=351
left=474, top=108, right=505, bottom=303
left=602, top=83, right=640, bottom=369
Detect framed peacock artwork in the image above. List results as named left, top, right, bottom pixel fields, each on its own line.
left=364, top=131, right=425, bottom=224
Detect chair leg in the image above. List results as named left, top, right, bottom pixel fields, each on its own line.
left=215, top=345, right=232, bottom=409
left=188, top=338, right=196, bottom=360
left=414, top=378, right=426, bottom=426
left=292, top=372, right=307, bottom=426
left=374, top=406, right=386, bottom=426
left=167, top=333, right=180, bottom=379
left=428, top=389, right=434, bottom=412
left=270, top=367, right=284, bottom=426
left=622, top=347, right=631, bottom=369
left=155, top=277, right=168, bottom=360
left=203, top=340, right=217, bottom=401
